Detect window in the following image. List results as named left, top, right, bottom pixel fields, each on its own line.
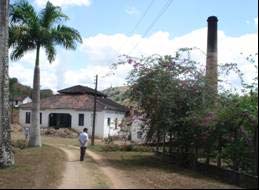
left=79, top=114, right=84, bottom=126
left=115, top=118, right=118, bottom=129
left=25, top=112, right=31, bottom=124
left=137, top=131, right=143, bottom=139
left=107, top=118, right=111, bottom=126
left=40, top=112, right=42, bottom=124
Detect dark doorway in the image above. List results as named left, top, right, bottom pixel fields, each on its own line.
left=49, top=113, right=72, bottom=129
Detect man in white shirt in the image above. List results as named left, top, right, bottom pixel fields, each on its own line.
left=79, top=128, right=89, bottom=161
left=24, top=127, right=30, bottom=141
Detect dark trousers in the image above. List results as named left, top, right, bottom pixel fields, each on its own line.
left=80, top=147, right=87, bottom=161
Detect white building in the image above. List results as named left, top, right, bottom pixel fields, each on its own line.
left=19, top=85, right=129, bottom=139
left=130, top=117, right=146, bottom=143
left=11, top=96, right=32, bottom=108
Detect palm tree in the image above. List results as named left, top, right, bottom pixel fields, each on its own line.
left=9, top=0, right=82, bottom=147
left=0, top=0, right=15, bottom=167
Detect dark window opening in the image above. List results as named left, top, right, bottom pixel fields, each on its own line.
left=25, top=112, right=30, bottom=124
left=107, top=118, right=111, bottom=126
left=79, top=114, right=84, bottom=126
left=49, top=113, right=71, bottom=129
left=137, top=131, right=143, bottom=139
left=40, top=112, right=42, bottom=124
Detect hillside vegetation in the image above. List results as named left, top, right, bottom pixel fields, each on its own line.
left=9, top=78, right=53, bottom=100
left=102, top=86, right=132, bottom=106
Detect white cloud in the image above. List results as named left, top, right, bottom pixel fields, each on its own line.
left=35, top=0, right=91, bottom=7
left=9, top=28, right=258, bottom=93
left=78, top=28, right=258, bottom=91
left=9, top=49, right=61, bottom=92
left=125, top=6, right=140, bottom=16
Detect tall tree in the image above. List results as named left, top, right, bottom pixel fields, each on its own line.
left=0, top=0, right=15, bottom=167
left=9, top=0, right=82, bottom=147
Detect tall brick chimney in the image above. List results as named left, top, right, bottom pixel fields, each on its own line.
left=205, top=16, right=218, bottom=107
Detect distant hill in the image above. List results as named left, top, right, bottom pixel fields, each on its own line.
left=9, top=78, right=54, bottom=100
left=102, top=86, right=132, bottom=106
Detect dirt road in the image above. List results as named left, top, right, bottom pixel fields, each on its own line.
left=56, top=145, right=137, bottom=189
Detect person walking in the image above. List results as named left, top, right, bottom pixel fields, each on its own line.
left=24, top=127, right=30, bottom=141
left=79, top=128, right=89, bottom=161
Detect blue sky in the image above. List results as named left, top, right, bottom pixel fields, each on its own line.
left=9, top=0, right=258, bottom=92
left=30, top=0, right=258, bottom=36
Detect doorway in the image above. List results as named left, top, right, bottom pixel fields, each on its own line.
left=49, top=113, right=72, bottom=129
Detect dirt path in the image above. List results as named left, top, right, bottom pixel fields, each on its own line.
left=57, top=146, right=90, bottom=189
left=54, top=144, right=136, bottom=189
left=86, top=150, right=140, bottom=189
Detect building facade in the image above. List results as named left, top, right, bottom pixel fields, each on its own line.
left=19, top=85, right=128, bottom=138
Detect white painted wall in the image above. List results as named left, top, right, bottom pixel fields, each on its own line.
left=19, top=109, right=125, bottom=139
left=131, top=118, right=146, bottom=143
left=22, top=97, right=32, bottom=104
left=103, top=111, right=125, bottom=138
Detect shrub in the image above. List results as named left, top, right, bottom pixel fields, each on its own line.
left=120, top=144, right=134, bottom=151
left=13, top=140, right=27, bottom=149
left=132, top=145, right=153, bottom=152
left=101, top=144, right=121, bottom=152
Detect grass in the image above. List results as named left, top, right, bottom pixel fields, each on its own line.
left=90, top=144, right=241, bottom=189
left=0, top=145, right=65, bottom=189
left=8, top=131, right=240, bottom=189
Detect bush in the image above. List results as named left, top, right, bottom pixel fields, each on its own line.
left=100, top=144, right=153, bottom=152
left=120, top=144, right=134, bottom=151
left=132, top=145, right=153, bottom=152
left=101, top=144, right=120, bottom=152
left=104, top=136, right=113, bottom=144
left=13, top=140, right=27, bottom=149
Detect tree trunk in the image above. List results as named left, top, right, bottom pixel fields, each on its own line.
left=217, top=135, right=222, bottom=168
left=162, top=129, right=166, bottom=154
left=156, top=131, right=160, bottom=152
left=28, top=45, right=41, bottom=147
left=255, top=126, right=258, bottom=176
left=169, top=131, right=173, bottom=154
left=0, top=0, right=15, bottom=167
left=206, top=146, right=210, bottom=165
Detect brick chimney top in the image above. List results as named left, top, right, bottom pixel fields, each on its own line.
left=207, top=16, right=218, bottom=22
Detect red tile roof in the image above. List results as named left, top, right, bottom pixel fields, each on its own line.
left=20, top=94, right=129, bottom=112
left=58, top=85, right=107, bottom=97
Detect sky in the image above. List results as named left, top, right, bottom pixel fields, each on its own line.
left=9, top=0, right=258, bottom=93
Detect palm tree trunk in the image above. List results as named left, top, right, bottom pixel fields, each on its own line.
left=28, top=45, right=41, bottom=147
left=0, top=0, right=15, bottom=167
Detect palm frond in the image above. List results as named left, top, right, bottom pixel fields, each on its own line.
left=44, top=43, right=56, bottom=63
left=9, top=25, right=35, bottom=47
left=52, top=25, right=82, bottom=49
left=40, top=1, right=68, bottom=29
left=10, top=42, right=35, bottom=61
left=9, top=0, right=38, bottom=26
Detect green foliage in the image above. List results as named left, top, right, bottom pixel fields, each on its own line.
left=9, top=77, right=32, bottom=100
left=115, top=51, right=258, bottom=175
left=9, top=0, right=82, bottom=63
left=13, top=140, right=27, bottom=149
left=102, top=86, right=133, bottom=106
left=104, top=136, right=113, bottom=144
left=40, top=89, right=54, bottom=99
left=9, top=77, right=54, bottom=100
left=123, top=53, right=206, bottom=146
left=99, top=144, right=153, bottom=152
